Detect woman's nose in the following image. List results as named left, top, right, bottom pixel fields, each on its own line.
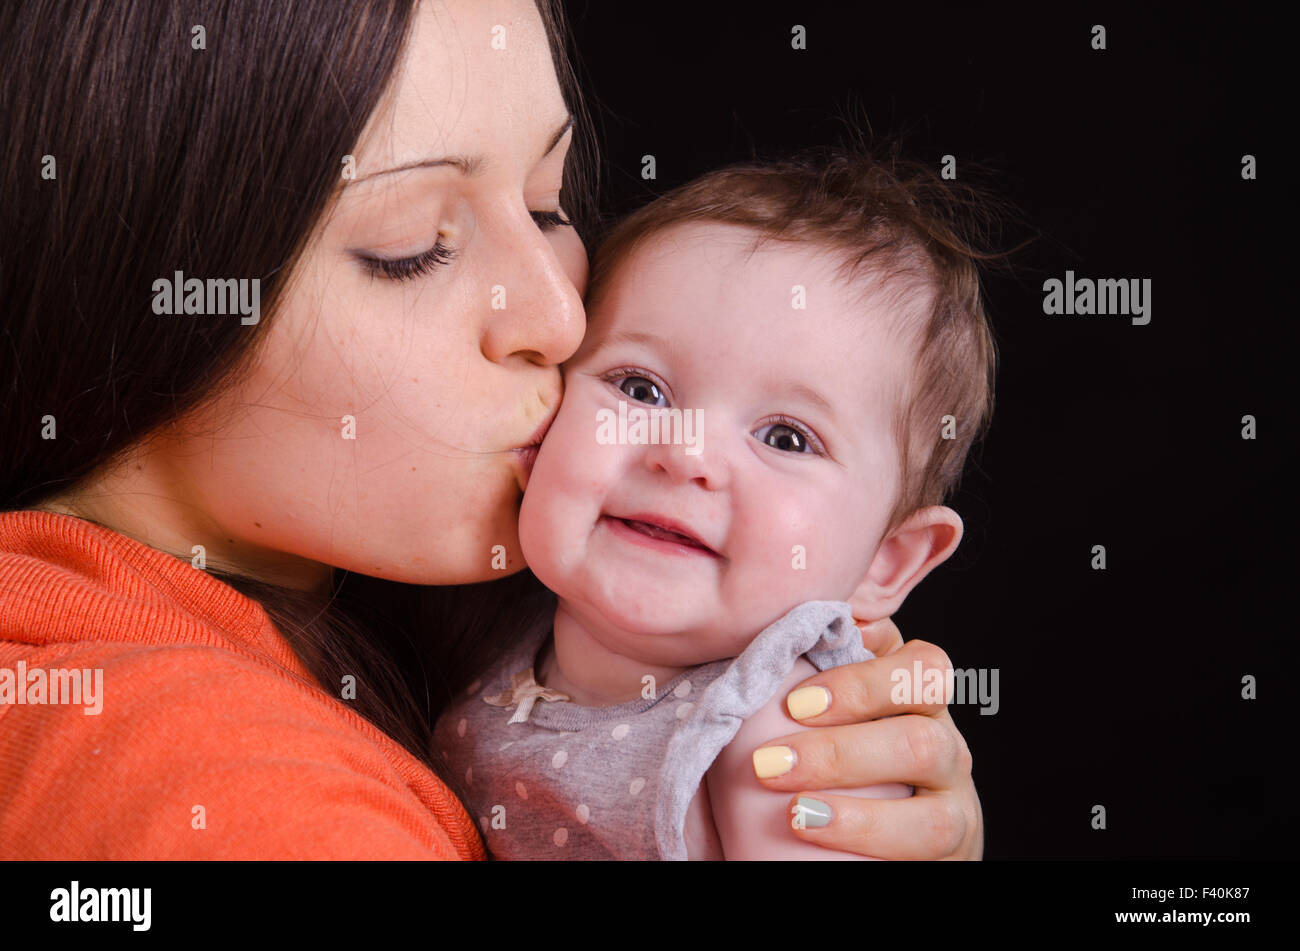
left=479, top=212, right=587, bottom=368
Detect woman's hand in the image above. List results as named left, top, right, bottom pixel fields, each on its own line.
left=754, top=617, right=983, bottom=859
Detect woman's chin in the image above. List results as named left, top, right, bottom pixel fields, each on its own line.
left=368, top=552, right=528, bottom=586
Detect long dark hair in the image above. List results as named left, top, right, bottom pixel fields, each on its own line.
left=0, top=0, right=590, bottom=775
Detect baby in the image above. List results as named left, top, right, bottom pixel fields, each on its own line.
left=434, top=148, right=996, bottom=859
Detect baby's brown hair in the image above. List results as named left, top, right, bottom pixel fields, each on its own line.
left=586, top=143, right=1014, bottom=534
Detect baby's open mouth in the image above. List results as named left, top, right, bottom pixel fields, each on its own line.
left=604, top=514, right=720, bottom=557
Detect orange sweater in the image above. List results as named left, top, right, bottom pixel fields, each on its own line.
left=0, top=510, right=485, bottom=860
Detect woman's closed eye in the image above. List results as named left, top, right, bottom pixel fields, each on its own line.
left=357, top=207, right=571, bottom=283
left=357, top=239, right=457, bottom=282
left=531, top=208, right=572, bottom=231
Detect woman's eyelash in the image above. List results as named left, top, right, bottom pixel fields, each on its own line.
left=359, top=240, right=456, bottom=282
left=359, top=208, right=568, bottom=283
left=600, top=368, right=828, bottom=457
left=531, top=209, right=572, bottom=231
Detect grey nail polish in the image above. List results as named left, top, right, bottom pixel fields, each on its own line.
left=796, top=796, right=832, bottom=828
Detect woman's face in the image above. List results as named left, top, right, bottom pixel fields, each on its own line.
left=167, top=0, right=587, bottom=587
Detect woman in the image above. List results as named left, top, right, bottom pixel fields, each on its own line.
left=0, top=0, right=981, bottom=859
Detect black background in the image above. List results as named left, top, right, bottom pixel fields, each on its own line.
left=0, top=6, right=1288, bottom=937
left=561, top=0, right=1291, bottom=859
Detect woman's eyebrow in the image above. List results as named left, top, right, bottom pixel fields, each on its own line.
left=539, top=115, right=575, bottom=161
left=346, top=115, right=573, bottom=187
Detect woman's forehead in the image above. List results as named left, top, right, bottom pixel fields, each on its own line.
left=352, top=0, right=568, bottom=180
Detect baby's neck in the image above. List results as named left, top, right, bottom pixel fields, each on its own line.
left=537, top=602, right=692, bottom=707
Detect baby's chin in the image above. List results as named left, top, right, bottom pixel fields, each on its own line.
left=554, top=580, right=743, bottom=657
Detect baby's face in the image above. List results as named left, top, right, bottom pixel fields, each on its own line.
left=519, top=222, right=917, bottom=667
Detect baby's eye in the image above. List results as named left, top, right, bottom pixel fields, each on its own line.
left=615, top=375, right=667, bottom=407
left=754, top=419, right=822, bottom=455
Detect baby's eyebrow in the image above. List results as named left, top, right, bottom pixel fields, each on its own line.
left=597, top=328, right=688, bottom=364
left=770, top=379, right=835, bottom=418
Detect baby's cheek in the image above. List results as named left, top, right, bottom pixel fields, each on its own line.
left=518, top=429, right=605, bottom=582
left=516, top=479, right=547, bottom=567
left=750, top=493, right=822, bottom=569
left=731, top=492, right=860, bottom=605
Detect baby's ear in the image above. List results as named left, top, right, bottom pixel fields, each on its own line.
left=848, top=506, right=963, bottom=623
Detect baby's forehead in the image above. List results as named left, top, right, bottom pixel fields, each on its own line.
left=627, top=221, right=842, bottom=276
left=605, top=221, right=929, bottom=306
left=590, top=222, right=930, bottom=346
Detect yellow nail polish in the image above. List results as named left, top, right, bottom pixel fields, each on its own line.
left=787, top=685, right=830, bottom=720
left=752, top=745, right=796, bottom=778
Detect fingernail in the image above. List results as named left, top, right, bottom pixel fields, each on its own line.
left=792, top=796, right=832, bottom=829
left=786, top=685, right=830, bottom=720
left=752, top=745, right=796, bottom=778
